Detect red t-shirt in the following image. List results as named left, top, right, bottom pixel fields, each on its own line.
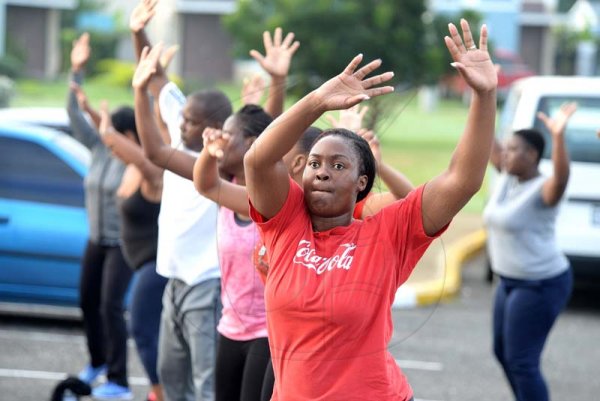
left=250, top=178, right=447, bottom=401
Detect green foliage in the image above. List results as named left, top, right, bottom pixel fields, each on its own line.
left=91, top=59, right=185, bottom=90
left=0, top=55, right=24, bottom=79
left=224, top=0, right=429, bottom=94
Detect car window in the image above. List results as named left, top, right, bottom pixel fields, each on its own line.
left=534, top=96, right=600, bottom=163
left=0, top=136, right=85, bottom=207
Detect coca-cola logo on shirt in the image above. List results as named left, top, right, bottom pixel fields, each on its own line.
left=293, top=240, right=356, bottom=275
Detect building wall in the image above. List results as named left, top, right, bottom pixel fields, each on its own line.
left=180, top=13, right=233, bottom=83
left=6, top=6, right=47, bottom=78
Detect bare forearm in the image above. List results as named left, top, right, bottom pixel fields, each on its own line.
left=132, top=30, right=151, bottom=62
left=85, top=105, right=102, bottom=130
left=103, top=131, right=163, bottom=180
left=378, top=162, right=413, bottom=199
left=448, top=90, right=497, bottom=193
left=248, top=91, right=323, bottom=168
left=264, top=76, right=286, bottom=118
left=135, top=87, right=170, bottom=164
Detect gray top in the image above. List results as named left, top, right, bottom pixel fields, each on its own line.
left=483, top=172, right=569, bottom=280
left=67, top=71, right=125, bottom=245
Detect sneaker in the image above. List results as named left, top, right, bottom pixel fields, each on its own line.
left=78, top=364, right=107, bottom=384
left=62, top=390, right=77, bottom=401
left=146, top=390, right=157, bottom=401
left=92, top=381, right=133, bottom=400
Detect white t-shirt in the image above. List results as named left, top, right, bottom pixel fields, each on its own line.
left=156, top=82, right=220, bottom=285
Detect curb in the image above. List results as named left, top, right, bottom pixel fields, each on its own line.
left=393, top=229, right=487, bottom=308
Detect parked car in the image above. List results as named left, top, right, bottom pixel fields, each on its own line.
left=0, top=107, right=72, bottom=136
left=0, top=122, right=90, bottom=308
left=440, top=49, right=535, bottom=102
left=491, top=76, right=600, bottom=280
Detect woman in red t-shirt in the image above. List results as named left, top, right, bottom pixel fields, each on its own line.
left=243, top=20, right=497, bottom=401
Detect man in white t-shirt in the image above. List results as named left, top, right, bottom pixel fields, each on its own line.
left=130, top=9, right=232, bottom=401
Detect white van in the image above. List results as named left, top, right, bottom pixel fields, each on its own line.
left=496, top=76, right=600, bottom=280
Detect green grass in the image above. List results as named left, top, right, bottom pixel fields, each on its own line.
left=11, top=79, right=489, bottom=212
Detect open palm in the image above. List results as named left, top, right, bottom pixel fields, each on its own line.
left=130, top=0, right=157, bottom=32
left=537, top=102, right=577, bottom=138
left=250, top=28, right=300, bottom=78
left=71, top=33, right=90, bottom=71
left=132, top=44, right=162, bottom=89
left=314, top=55, right=394, bottom=111
left=444, top=20, right=497, bottom=94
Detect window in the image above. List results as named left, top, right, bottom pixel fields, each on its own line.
left=534, top=96, right=600, bottom=163
left=0, top=136, right=85, bottom=207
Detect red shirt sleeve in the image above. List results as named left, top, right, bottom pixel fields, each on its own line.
left=373, top=184, right=450, bottom=286
left=352, top=193, right=373, bottom=220
left=249, top=177, right=308, bottom=272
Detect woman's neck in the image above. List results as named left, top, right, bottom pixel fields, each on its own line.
left=310, top=212, right=353, bottom=233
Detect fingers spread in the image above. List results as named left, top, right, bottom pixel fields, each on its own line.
left=354, top=59, right=382, bottom=80
left=343, top=54, right=364, bottom=75
left=362, top=71, right=394, bottom=89
left=479, top=24, right=489, bottom=52
left=263, top=30, right=273, bottom=51
left=282, top=32, right=295, bottom=48
left=249, top=49, right=265, bottom=64
left=460, top=19, right=475, bottom=49
left=365, top=86, right=395, bottom=98
left=448, top=23, right=466, bottom=54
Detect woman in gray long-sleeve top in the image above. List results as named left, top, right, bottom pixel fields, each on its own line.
left=67, top=33, right=134, bottom=400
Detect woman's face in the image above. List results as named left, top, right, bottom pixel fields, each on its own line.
left=218, top=115, right=251, bottom=175
left=503, top=135, right=537, bottom=176
left=302, top=135, right=367, bottom=218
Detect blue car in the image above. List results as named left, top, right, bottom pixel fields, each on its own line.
left=0, top=122, right=90, bottom=308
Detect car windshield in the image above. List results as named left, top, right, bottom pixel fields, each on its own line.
left=534, top=96, right=600, bottom=163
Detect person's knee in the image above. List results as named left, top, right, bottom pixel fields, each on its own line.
left=504, top=353, right=539, bottom=378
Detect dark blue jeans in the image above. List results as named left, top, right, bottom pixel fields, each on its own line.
left=129, top=260, right=168, bottom=385
left=493, top=269, right=573, bottom=401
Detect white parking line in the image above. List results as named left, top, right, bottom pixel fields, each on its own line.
left=0, top=329, right=137, bottom=347
left=0, top=368, right=149, bottom=386
left=395, top=359, right=444, bottom=371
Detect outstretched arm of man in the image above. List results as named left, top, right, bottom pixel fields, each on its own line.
left=133, top=45, right=196, bottom=180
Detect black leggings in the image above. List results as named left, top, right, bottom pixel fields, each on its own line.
left=215, top=334, right=271, bottom=401
left=79, top=240, right=132, bottom=387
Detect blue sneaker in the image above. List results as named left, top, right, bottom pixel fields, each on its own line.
left=92, top=381, right=133, bottom=400
left=77, top=364, right=107, bottom=384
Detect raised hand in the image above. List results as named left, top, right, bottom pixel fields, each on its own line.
left=71, top=33, right=91, bottom=73
left=98, top=101, right=113, bottom=137
left=129, top=0, right=158, bottom=33
left=444, top=19, right=497, bottom=94
left=326, top=104, right=369, bottom=132
left=537, top=102, right=577, bottom=138
left=357, top=128, right=381, bottom=165
left=160, top=44, right=179, bottom=70
left=241, top=75, right=266, bottom=105
left=313, top=54, right=394, bottom=111
left=132, top=43, right=163, bottom=89
left=250, top=27, right=300, bottom=79
left=202, top=128, right=231, bottom=159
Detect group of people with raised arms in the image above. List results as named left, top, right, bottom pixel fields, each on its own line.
left=63, top=0, right=579, bottom=400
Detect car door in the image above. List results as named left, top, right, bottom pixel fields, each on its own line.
left=0, top=132, right=88, bottom=306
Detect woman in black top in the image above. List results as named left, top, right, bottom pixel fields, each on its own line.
left=98, top=100, right=167, bottom=401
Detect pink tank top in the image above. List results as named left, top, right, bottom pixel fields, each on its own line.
left=217, top=207, right=268, bottom=340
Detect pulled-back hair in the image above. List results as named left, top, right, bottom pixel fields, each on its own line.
left=514, top=129, right=545, bottom=163
left=313, top=128, right=376, bottom=202
left=111, top=106, right=137, bottom=141
left=189, top=90, right=232, bottom=127
left=234, top=104, right=273, bottom=138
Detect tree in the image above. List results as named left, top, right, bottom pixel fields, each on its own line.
left=224, top=0, right=429, bottom=95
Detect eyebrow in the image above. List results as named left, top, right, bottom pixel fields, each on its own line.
left=309, top=153, right=351, bottom=161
